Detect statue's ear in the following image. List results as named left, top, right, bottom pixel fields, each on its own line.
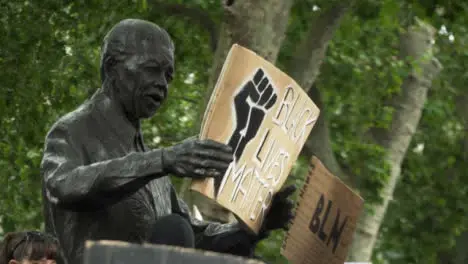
left=8, top=259, right=20, bottom=264
left=104, top=56, right=118, bottom=73
left=101, top=55, right=119, bottom=83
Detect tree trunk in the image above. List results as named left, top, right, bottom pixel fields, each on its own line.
left=436, top=232, right=468, bottom=264
left=286, top=3, right=350, bottom=93
left=453, top=231, right=468, bottom=264
left=193, top=0, right=295, bottom=222
left=203, top=0, right=294, bottom=107
left=348, top=20, right=443, bottom=261
left=288, top=3, right=353, bottom=185
left=437, top=80, right=468, bottom=264
left=193, top=1, right=352, bottom=223
left=451, top=80, right=468, bottom=264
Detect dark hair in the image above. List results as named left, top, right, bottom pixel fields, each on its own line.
left=100, top=18, right=175, bottom=84
left=0, top=231, right=58, bottom=264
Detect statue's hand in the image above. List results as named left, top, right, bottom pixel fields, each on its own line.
left=261, top=185, right=296, bottom=232
left=162, top=137, right=234, bottom=179
left=244, top=185, right=296, bottom=245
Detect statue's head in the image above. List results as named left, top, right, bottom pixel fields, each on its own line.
left=100, top=19, right=175, bottom=120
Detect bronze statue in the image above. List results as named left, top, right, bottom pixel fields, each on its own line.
left=41, top=19, right=295, bottom=264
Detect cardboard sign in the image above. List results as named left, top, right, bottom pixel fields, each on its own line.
left=191, top=44, right=320, bottom=233
left=281, top=157, right=364, bottom=264
left=84, top=240, right=264, bottom=264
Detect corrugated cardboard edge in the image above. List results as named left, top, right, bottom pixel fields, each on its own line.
left=190, top=44, right=241, bottom=199
left=311, top=156, right=363, bottom=200
left=200, top=44, right=240, bottom=136
left=280, top=156, right=364, bottom=258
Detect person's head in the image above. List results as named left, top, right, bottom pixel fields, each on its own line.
left=100, top=18, right=175, bottom=121
left=0, top=231, right=58, bottom=264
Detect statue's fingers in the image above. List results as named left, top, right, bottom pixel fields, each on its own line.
left=193, top=168, right=207, bottom=176
left=193, top=168, right=221, bottom=178
left=205, top=168, right=222, bottom=178
left=180, top=157, right=215, bottom=177
left=288, top=209, right=295, bottom=220
left=277, top=185, right=297, bottom=199
left=198, top=139, right=233, bottom=153
left=201, top=159, right=230, bottom=171
left=284, top=199, right=295, bottom=209
left=283, top=209, right=295, bottom=230
left=187, top=156, right=230, bottom=170
left=193, top=148, right=233, bottom=163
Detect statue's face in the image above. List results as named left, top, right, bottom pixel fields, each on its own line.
left=115, top=40, right=174, bottom=120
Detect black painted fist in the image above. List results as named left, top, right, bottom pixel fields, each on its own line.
left=162, top=137, right=234, bottom=179
left=227, top=68, right=277, bottom=163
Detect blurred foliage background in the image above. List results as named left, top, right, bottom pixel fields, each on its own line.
left=1, top=0, right=467, bottom=263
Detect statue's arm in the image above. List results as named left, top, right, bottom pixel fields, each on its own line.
left=41, top=123, right=166, bottom=211
left=169, top=187, right=257, bottom=257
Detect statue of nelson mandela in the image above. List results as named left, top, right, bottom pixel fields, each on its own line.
left=41, top=18, right=296, bottom=264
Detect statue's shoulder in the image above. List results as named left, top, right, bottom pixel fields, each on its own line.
left=46, top=100, right=96, bottom=140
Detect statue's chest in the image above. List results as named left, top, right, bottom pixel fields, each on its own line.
left=83, top=131, right=173, bottom=230
left=106, top=177, right=173, bottom=240
left=84, top=131, right=133, bottom=161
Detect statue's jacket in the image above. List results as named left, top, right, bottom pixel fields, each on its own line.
left=41, top=91, right=251, bottom=264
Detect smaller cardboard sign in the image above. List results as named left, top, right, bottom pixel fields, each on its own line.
left=190, top=44, right=320, bottom=234
left=281, top=157, right=364, bottom=264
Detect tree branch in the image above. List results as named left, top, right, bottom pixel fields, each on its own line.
left=302, top=84, right=354, bottom=185
left=348, top=20, right=443, bottom=261
left=284, top=3, right=352, bottom=184
left=150, top=2, right=219, bottom=51
left=287, top=3, right=351, bottom=93
left=187, top=0, right=295, bottom=223
left=369, top=21, right=443, bottom=160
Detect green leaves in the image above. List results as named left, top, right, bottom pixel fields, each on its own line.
left=1, top=0, right=468, bottom=263
left=0, top=0, right=218, bottom=232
